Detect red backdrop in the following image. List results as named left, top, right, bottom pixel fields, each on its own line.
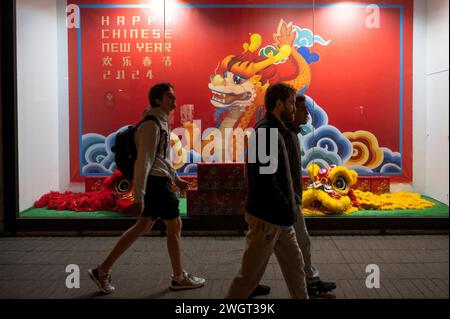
left=68, top=0, right=413, bottom=183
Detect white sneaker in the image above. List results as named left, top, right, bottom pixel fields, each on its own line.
left=169, top=270, right=206, bottom=290
left=88, top=266, right=115, bottom=294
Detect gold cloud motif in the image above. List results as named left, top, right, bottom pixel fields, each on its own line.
left=343, top=130, right=384, bottom=169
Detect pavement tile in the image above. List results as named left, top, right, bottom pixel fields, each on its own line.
left=315, top=263, right=357, bottom=280
left=337, top=280, right=356, bottom=299
left=0, top=235, right=447, bottom=299
left=347, top=279, right=382, bottom=299
left=390, top=279, right=426, bottom=299
left=260, top=263, right=276, bottom=280
left=410, top=279, right=439, bottom=298
left=311, top=250, right=347, bottom=264
left=423, top=250, right=450, bottom=263
left=341, top=251, right=357, bottom=263
left=311, top=239, right=339, bottom=251
left=430, top=279, right=449, bottom=298
left=333, top=239, right=371, bottom=251
left=399, top=263, right=428, bottom=279
left=378, top=279, right=403, bottom=298
left=206, top=279, right=226, bottom=298
left=423, top=263, right=449, bottom=280
left=272, top=263, right=284, bottom=280
left=378, top=263, right=412, bottom=279
left=0, top=251, right=26, bottom=264
left=417, top=279, right=445, bottom=298
left=201, top=263, right=240, bottom=280
left=348, top=264, right=372, bottom=279
left=263, top=278, right=290, bottom=299
left=344, top=250, right=383, bottom=264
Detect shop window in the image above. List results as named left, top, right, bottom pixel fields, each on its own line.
left=15, top=0, right=448, bottom=224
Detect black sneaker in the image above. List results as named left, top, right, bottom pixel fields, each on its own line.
left=307, top=280, right=336, bottom=295
left=249, top=284, right=271, bottom=298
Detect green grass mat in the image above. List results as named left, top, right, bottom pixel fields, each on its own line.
left=20, top=196, right=448, bottom=218
left=20, top=198, right=188, bottom=218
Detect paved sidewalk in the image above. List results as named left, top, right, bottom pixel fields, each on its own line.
left=0, top=235, right=448, bottom=299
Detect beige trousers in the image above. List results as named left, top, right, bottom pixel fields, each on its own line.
left=226, top=213, right=309, bottom=299
left=294, top=207, right=320, bottom=283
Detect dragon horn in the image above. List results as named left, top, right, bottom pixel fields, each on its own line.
left=253, top=44, right=291, bottom=73
left=243, top=33, right=262, bottom=53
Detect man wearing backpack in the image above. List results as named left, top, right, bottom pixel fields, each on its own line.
left=89, top=83, right=206, bottom=294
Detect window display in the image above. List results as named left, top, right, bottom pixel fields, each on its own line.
left=14, top=0, right=448, bottom=227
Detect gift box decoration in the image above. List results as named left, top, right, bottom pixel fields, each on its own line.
left=197, top=163, right=221, bottom=190
left=197, top=163, right=246, bottom=190
left=352, top=177, right=371, bottom=192
left=370, top=177, right=390, bottom=194
left=186, top=190, right=213, bottom=215
left=187, top=189, right=247, bottom=216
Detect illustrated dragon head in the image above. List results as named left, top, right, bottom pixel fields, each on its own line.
left=302, top=164, right=360, bottom=215
left=208, top=33, right=291, bottom=110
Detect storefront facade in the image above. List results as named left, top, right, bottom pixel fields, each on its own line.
left=1, top=0, right=449, bottom=234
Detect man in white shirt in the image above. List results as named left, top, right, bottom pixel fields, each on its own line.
left=89, top=83, right=206, bottom=293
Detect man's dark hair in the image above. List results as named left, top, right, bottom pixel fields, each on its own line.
left=148, top=82, right=173, bottom=108
left=296, top=94, right=306, bottom=104
left=265, top=83, right=296, bottom=112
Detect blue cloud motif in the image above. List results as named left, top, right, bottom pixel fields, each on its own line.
left=82, top=163, right=113, bottom=176
left=81, top=133, right=113, bottom=176
left=378, top=164, right=401, bottom=174
left=302, top=148, right=343, bottom=172
left=82, top=133, right=109, bottom=167
left=293, top=26, right=331, bottom=48
left=292, top=95, right=352, bottom=175
left=299, top=125, right=313, bottom=136
left=347, top=165, right=374, bottom=174
left=297, top=97, right=402, bottom=177
left=373, top=148, right=402, bottom=174
left=303, top=125, right=353, bottom=163
left=101, top=129, right=125, bottom=171
left=298, top=46, right=320, bottom=64
left=303, top=95, right=328, bottom=130
left=81, top=126, right=130, bottom=176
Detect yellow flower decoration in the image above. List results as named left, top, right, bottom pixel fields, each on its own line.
left=353, top=190, right=435, bottom=210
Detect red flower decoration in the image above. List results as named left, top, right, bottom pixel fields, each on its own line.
left=33, top=170, right=134, bottom=214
